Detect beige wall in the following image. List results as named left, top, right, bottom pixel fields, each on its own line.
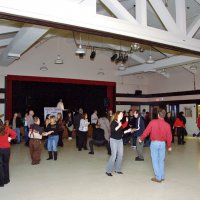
left=147, top=68, right=200, bottom=94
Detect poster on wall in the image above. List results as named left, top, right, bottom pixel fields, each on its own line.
left=184, top=107, right=192, bottom=117
left=44, top=107, right=62, bottom=119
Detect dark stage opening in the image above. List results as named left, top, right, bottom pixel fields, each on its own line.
left=6, top=75, right=115, bottom=121
left=12, top=81, right=109, bottom=121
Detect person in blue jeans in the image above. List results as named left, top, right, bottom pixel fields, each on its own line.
left=23, top=113, right=29, bottom=146
left=106, top=111, right=131, bottom=176
left=139, top=109, right=172, bottom=183
left=10, top=113, right=22, bottom=144
left=132, top=110, right=145, bottom=161
left=46, top=116, right=59, bottom=161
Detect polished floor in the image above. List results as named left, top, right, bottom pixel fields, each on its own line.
left=1, top=137, right=200, bottom=200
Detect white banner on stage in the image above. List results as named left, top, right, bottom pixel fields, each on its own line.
left=44, top=107, right=62, bottom=119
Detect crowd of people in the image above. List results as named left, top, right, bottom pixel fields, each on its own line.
left=0, top=104, right=197, bottom=187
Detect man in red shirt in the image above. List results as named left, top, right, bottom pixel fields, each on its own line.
left=196, top=115, right=200, bottom=137
left=139, top=109, right=172, bottom=183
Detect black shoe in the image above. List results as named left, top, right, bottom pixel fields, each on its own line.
left=135, top=157, right=144, bottom=161
left=78, top=149, right=82, bottom=151
left=182, top=141, right=186, bottom=144
left=46, top=152, right=53, bottom=160
left=53, top=152, right=57, bottom=160
left=115, top=171, right=123, bottom=174
left=106, top=172, right=112, bottom=176
left=88, top=152, right=94, bottom=154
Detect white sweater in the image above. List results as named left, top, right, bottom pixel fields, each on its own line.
left=79, top=119, right=89, bottom=132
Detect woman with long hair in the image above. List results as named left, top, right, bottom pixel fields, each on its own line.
left=106, top=111, right=131, bottom=176
left=0, top=120, right=16, bottom=187
left=173, top=112, right=186, bottom=145
left=56, top=112, right=65, bottom=147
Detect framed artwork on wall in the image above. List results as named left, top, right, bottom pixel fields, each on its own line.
left=184, top=107, right=192, bottom=117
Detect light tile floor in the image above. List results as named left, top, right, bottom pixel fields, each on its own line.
left=1, top=137, right=200, bottom=200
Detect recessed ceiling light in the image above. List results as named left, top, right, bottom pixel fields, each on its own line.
left=40, top=63, right=48, bottom=71
left=97, top=71, right=104, bottom=75
left=118, top=63, right=126, bottom=71
left=146, top=55, right=155, bottom=64
left=54, top=55, right=63, bottom=64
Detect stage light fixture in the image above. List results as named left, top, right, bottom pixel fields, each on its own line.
left=146, top=48, right=155, bottom=64
left=118, top=63, right=126, bottom=71
left=115, top=52, right=123, bottom=64
left=75, top=34, right=85, bottom=55
left=111, top=53, right=118, bottom=62
left=122, top=53, right=128, bottom=63
left=90, top=48, right=96, bottom=60
left=54, top=55, right=63, bottom=64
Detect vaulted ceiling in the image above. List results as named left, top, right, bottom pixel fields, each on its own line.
left=0, top=0, right=200, bottom=78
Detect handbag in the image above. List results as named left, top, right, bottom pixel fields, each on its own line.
left=28, top=129, right=42, bottom=139
left=68, top=124, right=74, bottom=132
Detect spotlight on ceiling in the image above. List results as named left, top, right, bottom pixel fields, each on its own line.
left=190, top=64, right=197, bottom=73
left=122, top=53, right=128, bottom=64
left=90, top=48, right=96, bottom=60
left=130, top=43, right=140, bottom=52
left=115, top=52, right=123, bottom=64
left=75, top=34, right=86, bottom=55
left=118, top=63, right=126, bottom=71
left=111, top=53, right=118, bottom=62
left=139, top=47, right=144, bottom=52
left=76, top=44, right=86, bottom=55
left=54, top=55, right=63, bottom=64
left=146, top=55, right=155, bottom=64
left=146, top=48, right=155, bottom=64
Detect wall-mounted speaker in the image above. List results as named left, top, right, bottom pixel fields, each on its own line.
left=135, top=90, right=142, bottom=95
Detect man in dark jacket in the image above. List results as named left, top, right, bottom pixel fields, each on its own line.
left=133, top=110, right=145, bottom=161
left=73, top=108, right=83, bottom=148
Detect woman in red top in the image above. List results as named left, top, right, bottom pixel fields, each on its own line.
left=197, top=115, right=200, bottom=130
left=0, top=120, right=16, bottom=187
left=173, top=114, right=186, bottom=145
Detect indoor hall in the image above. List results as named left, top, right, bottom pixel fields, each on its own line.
left=1, top=1, right=200, bottom=200
left=1, top=138, right=200, bottom=200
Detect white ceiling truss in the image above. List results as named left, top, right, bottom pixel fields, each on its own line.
left=0, top=0, right=199, bottom=77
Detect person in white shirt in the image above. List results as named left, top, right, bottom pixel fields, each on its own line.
left=78, top=113, right=90, bottom=151
left=57, top=99, right=64, bottom=111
